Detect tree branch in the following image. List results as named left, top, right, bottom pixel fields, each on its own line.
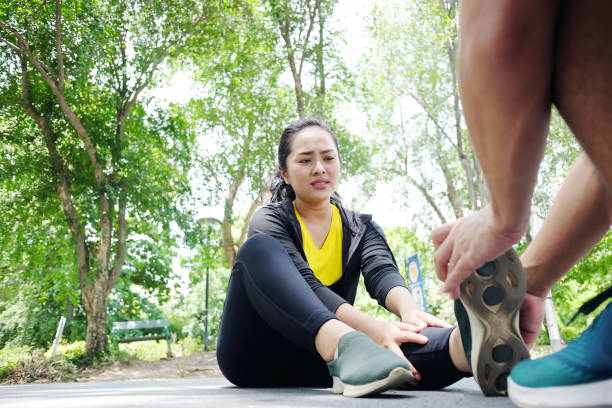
left=55, top=0, right=65, bottom=91
left=108, top=195, right=127, bottom=291
left=0, top=20, right=105, bottom=187
left=297, top=0, right=320, bottom=77
left=19, top=57, right=43, bottom=125
left=33, top=104, right=91, bottom=285
left=405, top=173, right=447, bottom=224
left=0, top=35, right=24, bottom=54
left=0, top=21, right=57, bottom=82
left=238, top=183, right=267, bottom=247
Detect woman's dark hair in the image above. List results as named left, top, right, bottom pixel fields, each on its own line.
left=268, top=117, right=341, bottom=203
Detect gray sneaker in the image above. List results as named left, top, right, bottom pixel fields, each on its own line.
left=454, top=250, right=530, bottom=396
left=326, top=331, right=414, bottom=397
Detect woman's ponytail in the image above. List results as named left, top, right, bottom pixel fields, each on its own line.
left=268, top=171, right=296, bottom=203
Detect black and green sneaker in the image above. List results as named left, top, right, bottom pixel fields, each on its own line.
left=455, top=249, right=530, bottom=396
left=326, top=331, right=414, bottom=397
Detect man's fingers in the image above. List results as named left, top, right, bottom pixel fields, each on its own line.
left=431, top=223, right=453, bottom=249
left=433, top=238, right=452, bottom=282
left=441, top=257, right=474, bottom=298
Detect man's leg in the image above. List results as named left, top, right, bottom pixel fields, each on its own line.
left=458, top=0, right=559, bottom=226
left=518, top=153, right=612, bottom=348
left=508, top=154, right=612, bottom=407
left=434, top=1, right=561, bottom=300
left=554, top=0, right=612, bottom=189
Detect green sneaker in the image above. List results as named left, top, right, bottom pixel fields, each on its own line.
left=455, top=249, right=530, bottom=396
left=508, top=289, right=612, bottom=408
left=326, top=331, right=414, bottom=397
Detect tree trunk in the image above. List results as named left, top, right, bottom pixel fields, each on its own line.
left=315, top=6, right=326, bottom=116
left=275, top=0, right=321, bottom=118
left=82, top=280, right=110, bottom=357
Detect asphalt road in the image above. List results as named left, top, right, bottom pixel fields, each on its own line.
left=0, top=377, right=518, bottom=408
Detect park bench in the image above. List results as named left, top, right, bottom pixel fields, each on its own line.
left=111, top=319, right=173, bottom=357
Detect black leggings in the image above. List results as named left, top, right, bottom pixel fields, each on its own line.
left=216, top=234, right=469, bottom=389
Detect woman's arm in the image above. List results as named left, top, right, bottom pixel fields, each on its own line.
left=361, top=221, right=452, bottom=328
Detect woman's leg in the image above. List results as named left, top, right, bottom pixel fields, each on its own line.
left=216, top=234, right=341, bottom=387
left=400, top=327, right=471, bottom=390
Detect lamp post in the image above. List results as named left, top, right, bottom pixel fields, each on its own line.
left=204, top=265, right=210, bottom=351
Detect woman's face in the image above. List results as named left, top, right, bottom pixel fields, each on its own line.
left=281, top=126, right=340, bottom=206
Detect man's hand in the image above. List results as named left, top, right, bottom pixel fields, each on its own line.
left=431, top=205, right=524, bottom=299
left=520, top=292, right=546, bottom=349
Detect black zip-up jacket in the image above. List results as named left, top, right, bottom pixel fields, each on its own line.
left=248, top=198, right=409, bottom=313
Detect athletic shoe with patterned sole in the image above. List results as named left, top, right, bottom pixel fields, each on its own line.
left=454, top=249, right=530, bottom=396
left=327, top=331, right=414, bottom=397
left=508, top=293, right=612, bottom=408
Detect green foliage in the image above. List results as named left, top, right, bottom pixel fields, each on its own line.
left=46, top=341, right=87, bottom=363
left=361, top=0, right=477, bottom=230
left=0, top=279, right=78, bottom=349
left=0, top=345, right=31, bottom=378
left=0, top=0, right=224, bottom=354
left=161, top=265, right=229, bottom=348
left=552, top=231, right=612, bottom=342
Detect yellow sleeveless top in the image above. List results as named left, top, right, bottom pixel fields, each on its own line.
left=294, top=202, right=343, bottom=286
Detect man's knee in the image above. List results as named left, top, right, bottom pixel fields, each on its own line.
left=460, top=0, right=557, bottom=69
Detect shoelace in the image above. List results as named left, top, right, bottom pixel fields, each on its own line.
left=566, top=285, right=612, bottom=326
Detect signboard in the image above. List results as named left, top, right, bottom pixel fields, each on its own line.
left=405, top=254, right=428, bottom=312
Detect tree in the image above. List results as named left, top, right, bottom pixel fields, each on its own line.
left=267, top=0, right=343, bottom=119
left=189, top=5, right=295, bottom=266
left=360, top=0, right=484, bottom=227
left=0, top=0, right=232, bottom=357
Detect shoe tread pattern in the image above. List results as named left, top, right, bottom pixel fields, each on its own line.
left=460, top=249, right=530, bottom=396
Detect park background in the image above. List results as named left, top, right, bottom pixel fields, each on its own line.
left=0, top=0, right=610, bottom=382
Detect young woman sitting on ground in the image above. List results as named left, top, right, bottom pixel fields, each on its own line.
left=216, top=117, right=475, bottom=397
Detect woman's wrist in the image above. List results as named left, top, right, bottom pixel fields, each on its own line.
left=336, top=303, right=380, bottom=334
left=385, top=286, right=419, bottom=320
left=399, top=309, right=418, bottom=322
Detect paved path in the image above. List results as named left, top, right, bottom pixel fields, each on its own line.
left=1, top=377, right=516, bottom=407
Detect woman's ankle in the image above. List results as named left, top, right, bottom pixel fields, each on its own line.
left=449, top=327, right=471, bottom=373
left=315, top=319, right=353, bottom=362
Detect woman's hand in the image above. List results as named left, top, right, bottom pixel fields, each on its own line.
left=402, top=310, right=453, bottom=330
left=369, top=320, right=427, bottom=380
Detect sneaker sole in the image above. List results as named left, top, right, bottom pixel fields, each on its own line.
left=508, top=376, right=612, bottom=408
left=331, top=366, right=414, bottom=398
left=459, top=250, right=530, bottom=396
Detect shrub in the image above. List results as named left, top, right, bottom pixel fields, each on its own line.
left=1, top=350, right=76, bottom=384
left=46, top=341, right=86, bottom=363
